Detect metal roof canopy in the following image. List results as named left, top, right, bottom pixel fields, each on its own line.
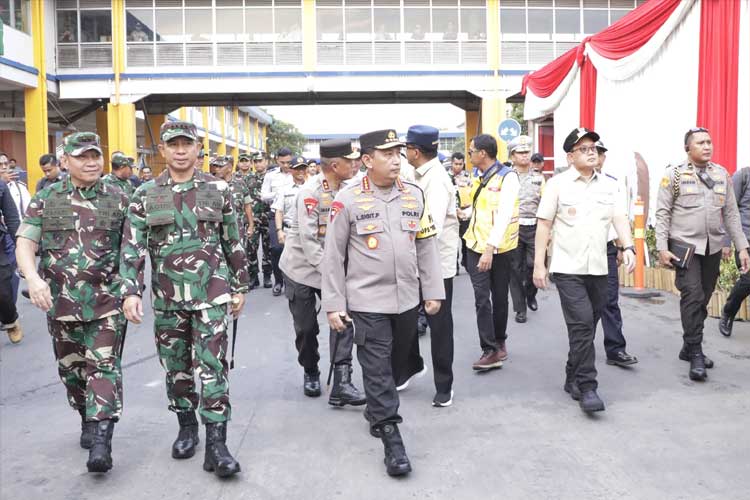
left=140, top=90, right=482, bottom=116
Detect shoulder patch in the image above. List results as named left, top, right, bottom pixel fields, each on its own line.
left=329, top=201, right=344, bottom=222
left=660, top=176, right=670, bottom=188
left=304, top=197, right=318, bottom=216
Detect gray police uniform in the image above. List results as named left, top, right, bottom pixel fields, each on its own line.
left=321, top=175, right=444, bottom=428
left=509, top=167, right=544, bottom=314
left=280, top=175, right=355, bottom=374
left=723, top=167, right=750, bottom=322
left=655, top=161, right=748, bottom=346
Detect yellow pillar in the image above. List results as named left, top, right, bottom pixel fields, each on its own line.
left=232, top=107, right=240, bottom=164
left=144, top=114, right=167, bottom=175
left=244, top=114, right=251, bottom=153
left=24, top=0, right=48, bottom=195
left=482, top=0, right=507, bottom=162
left=302, top=0, right=316, bottom=71
left=201, top=107, right=210, bottom=172
left=465, top=110, right=479, bottom=168
left=96, top=109, right=110, bottom=172
left=218, top=107, right=227, bottom=156
left=107, top=1, right=137, bottom=163
left=261, top=124, right=267, bottom=151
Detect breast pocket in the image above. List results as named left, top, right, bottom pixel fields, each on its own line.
left=41, top=215, right=75, bottom=250
left=146, top=211, right=176, bottom=245
left=676, top=193, right=702, bottom=208
left=712, top=185, right=726, bottom=207
left=595, top=194, right=615, bottom=220
left=558, top=196, right=580, bottom=226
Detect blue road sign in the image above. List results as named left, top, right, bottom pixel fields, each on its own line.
left=498, top=119, right=521, bottom=142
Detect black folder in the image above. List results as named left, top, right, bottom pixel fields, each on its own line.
left=668, top=239, right=696, bottom=269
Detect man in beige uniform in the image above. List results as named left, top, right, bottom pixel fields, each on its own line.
left=279, top=139, right=365, bottom=406
left=656, top=127, right=749, bottom=381
left=534, top=128, right=635, bottom=414
left=322, top=129, right=444, bottom=477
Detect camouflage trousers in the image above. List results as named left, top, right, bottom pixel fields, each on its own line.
left=154, top=305, right=231, bottom=424
left=48, top=313, right=126, bottom=421
left=247, top=221, right=271, bottom=278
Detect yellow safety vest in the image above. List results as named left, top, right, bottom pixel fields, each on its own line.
left=463, top=164, right=519, bottom=254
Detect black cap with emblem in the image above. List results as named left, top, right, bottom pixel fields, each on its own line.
left=563, top=127, right=600, bottom=153
left=359, top=129, right=405, bottom=151
left=291, top=156, right=308, bottom=169
left=320, top=138, right=360, bottom=159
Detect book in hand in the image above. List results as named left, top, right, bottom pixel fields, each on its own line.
left=668, top=239, right=695, bottom=269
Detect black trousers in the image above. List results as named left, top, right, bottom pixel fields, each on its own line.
left=554, top=273, right=607, bottom=392
left=268, top=217, right=285, bottom=286
left=458, top=219, right=470, bottom=270
left=352, top=307, right=418, bottom=428
left=674, top=250, right=722, bottom=345
left=597, top=242, right=627, bottom=358
left=0, top=250, right=18, bottom=326
left=509, top=224, right=538, bottom=313
left=284, top=275, right=354, bottom=374
left=724, top=251, right=750, bottom=318
left=466, top=249, right=512, bottom=352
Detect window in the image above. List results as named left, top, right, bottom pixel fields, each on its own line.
left=184, top=8, right=211, bottom=41
left=155, top=9, right=182, bottom=42
left=276, top=9, right=302, bottom=41
left=404, top=8, right=429, bottom=40
left=500, top=9, right=525, bottom=35
left=58, top=10, right=78, bottom=43
left=246, top=8, right=273, bottom=41
left=127, top=9, right=154, bottom=42
left=80, top=10, right=111, bottom=43
left=56, top=1, right=113, bottom=69
left=583, top=10, right=608, bottom=33
left=216, top=8, right=244, bottom=41
left=527, top=9, right=552, bottom=34
left=555, top=10, right=579, bottom=34
left=1, top=0, right=30, bottom=34
left=373, top=8, right=399, bottom=40
left=317, top=8, right=343, bottom=41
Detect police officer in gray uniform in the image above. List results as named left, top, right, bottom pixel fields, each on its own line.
left=656, top=127, right=749, bottom=381
left=280, top=139, right=366, bottom=406
left=507, top=135, right=545, bottom=323
left=322, top=129, right=444, bottom=477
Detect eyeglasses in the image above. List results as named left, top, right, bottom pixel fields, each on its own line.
left=572, top=145, right=598, bottom=155
left=468, top=149, right=480, bottom=155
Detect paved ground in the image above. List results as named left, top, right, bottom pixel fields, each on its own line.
left=2, top=272, right=750, bottom=500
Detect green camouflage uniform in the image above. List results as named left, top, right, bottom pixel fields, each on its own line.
left=102, top=152, right=136, bottom=198
left=229, top=172, right=253, bottom=244
left=120, top=167, right=250, bottom=424
left=245, top=171, right=271, bottom=278
left=16, top=174, right=128, bottom=422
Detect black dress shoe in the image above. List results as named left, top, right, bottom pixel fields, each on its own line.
left=515, top=311, right=527, bottom=323
left=527, top=296, right=538, bottom=311
left=304, top=372, right=321, bottom=397
left=579, top=390, right=605, bottom=413
left=719, top=313, right=734, bottom=337
left=679, top=344, right=714, bottom=369
left=272, top=283, right=283, bottom=296
left=606, top=351, right=638, bottom=367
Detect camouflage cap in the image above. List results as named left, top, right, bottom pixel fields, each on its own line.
left=111, top=152, right=135, bottom=168
left=209, top=155, right=229, bottom=167
left=63, top=132, right=103, bottom=156
left=238, top=153, right=252, bottom=161
left=252, top=151, right=265, bottom=161
left=160, top=120, right=198, bottom=142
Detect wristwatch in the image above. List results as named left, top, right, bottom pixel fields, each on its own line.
left=622, top=245, right=636, bottom=254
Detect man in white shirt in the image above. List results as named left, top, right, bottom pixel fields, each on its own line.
left=403, top=125, right=458, bottom=407
left=271, top=155, right=307, bottom=296
left=262, top=147, right=294, bottom=293
left=0, top=152, right=31, bottom=220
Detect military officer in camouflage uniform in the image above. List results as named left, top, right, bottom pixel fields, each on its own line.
left=102, top=152, right=136, bottom=198
left=656, top=127, right=750, bottom=382
left=15, top=132, right=128, bottom=474
left=246, top=151, right=272, bottom=289
left=121, top=121, right=249, bottom=478
left=210, top=155, right=254, bottom=243
left=322, top=129, right=444, bottom=477
left=280, top=139, right=366, bottom=405
left=507, top=135, right=545, bottom=323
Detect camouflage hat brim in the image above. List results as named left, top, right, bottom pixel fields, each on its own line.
left=161, top=130, right=198, bottom=142
left=68, top=144, right=103, bottom=157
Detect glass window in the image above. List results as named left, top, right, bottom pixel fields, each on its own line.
left=127, top=9, right=154, bottom=42
left=80, top=10, right=112, bottom=43
left=527, top=9, right=552, bottom=34
left=57, top=10, right=78, bottom=42
left=345, top=8, right=372, bottom=39
left=499, top=9, right=525, bottom=34
left=610, top=9, right=629, bottom=24
left=317, top=8, right=343, bottom=41
left=373, top=8, right=399, bottom=40
left=583, top=10, right=608, bottom=33
left=555, top=9, right=579, bottom=34
left=461, top=8, right=485, bottom=40
left=216, top=8, right=243, bottom=39
left=275, top=9, right=302, bottom=41
left=13, top=0, right=30, bottom=33
left=155, top=10, right=182, bottom=42
left=246, top=8, right=273, bottom=41
left=404, top=8, right=429, bottom=40
left=432, top=9, right=458, bottom=39
left=0, top=0, right=10, bottom=26
left=185, top=8, right=211, bottom=41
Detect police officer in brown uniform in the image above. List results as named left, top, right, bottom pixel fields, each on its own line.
left=656, top=127, right=749, bottom=381
left=279, top=139, right=366, bottom=406
left=322, top=129, right=444, bottom=477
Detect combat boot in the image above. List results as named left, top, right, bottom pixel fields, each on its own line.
left=79, top=408, right=97, bottom=449
left=328, top=365, right=366, bottom=407
left=263, top=273, right=272, bottom=288
left=172, top=411, right=200, bottom=459
left=687, top=343, right=707, bottom=381
left=5, top=319, right=23, bottom=344
left=249, top=275, right=260, bottom=290
left=377, top=423, right=412, bottom=477
left=679, top=342, right=714, bottom=368
left=86, top=419, right=115, bottom=473
left=203, top=423, right=241, bottom=478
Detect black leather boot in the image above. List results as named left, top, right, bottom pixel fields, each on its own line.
left=679, top=342, right=714, bottom=368
left=203, top=423, right=241, bottom=478
left=378, top=423, right=412, bottom=477
left=172, top=411, right=200, bottom=459
left=304, top=372, right=321, bottom=397
left=86, top=419, right=115, bottom=473
left=719, top=310, right=734, bottom=337
left=687, top=343, right=707, bottom=381
left=249, top=275, right=260, bottom=290
left=328, top=365, right=367, bottom=407
left=263, top=273, right=272, bottom=288
left=79, top=408, right=97, bottom=450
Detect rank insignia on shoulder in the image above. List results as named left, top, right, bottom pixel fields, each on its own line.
left=304, top=197, right=318, bottom=216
